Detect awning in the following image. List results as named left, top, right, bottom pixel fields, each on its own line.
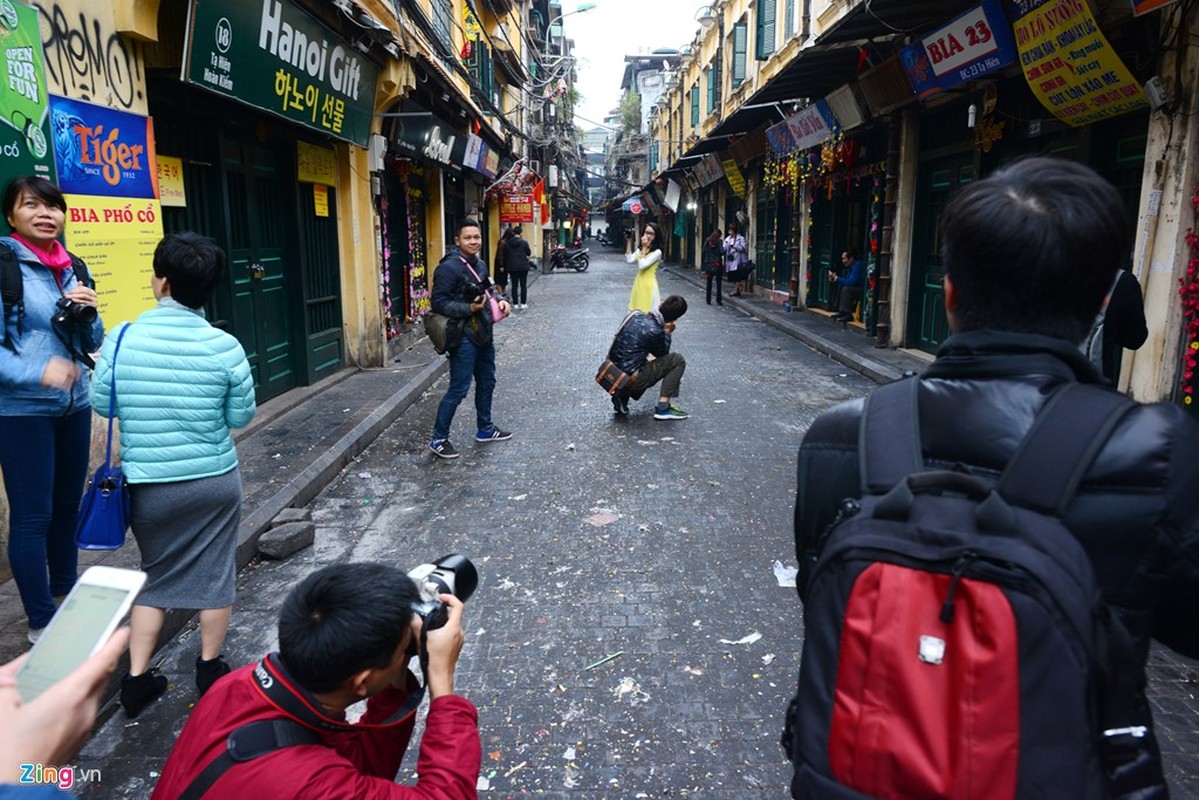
left=815, top=0, right=977, bottom=47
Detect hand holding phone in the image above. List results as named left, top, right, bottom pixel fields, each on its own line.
left=16, top=567, right=145, bottom=703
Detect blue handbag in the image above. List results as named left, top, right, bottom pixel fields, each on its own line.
left=75, top=324, right=132, bottom=550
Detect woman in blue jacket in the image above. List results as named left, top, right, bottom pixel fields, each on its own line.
left=90, top=232, right=256, bottom=718
left=0, top=176, right=103, bottom=644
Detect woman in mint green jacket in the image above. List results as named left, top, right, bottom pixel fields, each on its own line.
left=90, top=232, right=255, bottom=718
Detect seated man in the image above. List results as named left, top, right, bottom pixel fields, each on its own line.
left=827, top=248, right=864, bottom=323
left=607, top=294, right=689, bottom=420
left=151, top=563, right=479, bottom=799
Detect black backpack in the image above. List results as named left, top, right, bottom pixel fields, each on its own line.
left=783, top=377, right=1160, bottom=799
left=0, top=240, right=93, bottom=352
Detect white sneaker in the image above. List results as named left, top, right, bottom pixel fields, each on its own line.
left=520, top=304, right=528, bottom=309
left=28, top=627, right=43, bottom=644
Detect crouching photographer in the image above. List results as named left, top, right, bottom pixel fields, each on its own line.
left=151, top=560, right=480, bottom=800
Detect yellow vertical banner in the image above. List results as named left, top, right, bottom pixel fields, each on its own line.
left=1010, top=0, right=1146, bottom=127
left=157, top=156, right=187, bottom=207
left=64, top=195, right=162, bottom=325
left=313, top=184, right=329, bottom=217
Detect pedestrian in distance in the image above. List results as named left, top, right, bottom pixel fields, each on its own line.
left=0, top=176, right=104, bottom=645
left=723, top=221, right=749, bottom=297
left=786, top=157, right=1199, bottom=799
left=626, top=222, right=664, bottom=313
left=493, top=226, right=512, bottom=298
left=428, top=219, right=512, bottom=460
left=827, top=247, right=864, bottom=324
left=606, top=294, right=689, bottom=420
left=701, top=228, right=724, bottom=306
left=90, top=232, right=256, bottom=719
left=504, top=224, right=533, bottom=309
left=150, top=563, right=479, bottom=799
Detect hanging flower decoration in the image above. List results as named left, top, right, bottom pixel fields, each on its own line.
left=1180, top=185, right=1199, bottom=404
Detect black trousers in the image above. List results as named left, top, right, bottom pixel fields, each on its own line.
left=705, top=272, right=723, bottom=304
left=837, top=286, right=862, bottom=318
left=509, top=271, right=528, bottom=305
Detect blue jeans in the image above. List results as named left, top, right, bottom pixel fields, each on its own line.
left=433, top=336, right=496, bottom=441
left=0, top=410, right=91, bottom=629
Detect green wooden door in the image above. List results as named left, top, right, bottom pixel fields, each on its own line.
left=222, top=133, right=297, bottom=402
left=809, top=193, right=866, bottom=310
left=907, top=158, right=975, bottom=353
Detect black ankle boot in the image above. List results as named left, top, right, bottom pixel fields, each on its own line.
left=196, top=655, right=231, bottom=696
left=121, top=670, right=168, bottom=718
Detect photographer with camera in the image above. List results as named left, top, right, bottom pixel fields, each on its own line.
left=428, top=218, right=512, bottom=460
left=0, top=176, right=104, bottom=646
left=151, top=560, right=480, bottom=799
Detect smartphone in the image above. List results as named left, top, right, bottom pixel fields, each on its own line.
left=16, top=566, right=146, bottom=702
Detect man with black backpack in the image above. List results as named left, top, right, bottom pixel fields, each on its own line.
left=785, top=158, right=1199, bottom=799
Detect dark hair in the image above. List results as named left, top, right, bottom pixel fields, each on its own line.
left=660, top=294, right=688, bottom=322
left=278, top=563, right=421, bottom=694
left=152, top=232, right=226, bottom=309
left=3, top=176, right=67, bottom=223
left=643, top=222, right=664, bottom=252
left=842, top=248, right=858, bottom=260
left=456, top=218, right=481, bottom=234
left=707, top=228, right=722, bottom=242
left=940, top=157, right=1128, bottom=343
left=512, top=225, right=522, bottom=236
left=727, top=221, right=738, bottom=235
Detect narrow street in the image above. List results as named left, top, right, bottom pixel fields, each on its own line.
left=77, top=245, right=1199, bottom=798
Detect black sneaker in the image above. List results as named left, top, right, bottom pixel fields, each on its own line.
left=196, top=655, right=231, bottom=696
left=611, top=394, right=629, bottom=415
left=121, top=669, right=168, bottom=718
left=429, top=439, right=459, bottom=459
left=476, top=426, right=513, bottom=443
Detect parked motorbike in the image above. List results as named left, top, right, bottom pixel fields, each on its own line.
left=549, top=244, right=590, bottom=272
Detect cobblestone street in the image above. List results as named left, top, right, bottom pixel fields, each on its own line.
left=76, top=247, right=1199, bottom=798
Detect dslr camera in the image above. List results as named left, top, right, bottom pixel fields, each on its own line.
left=52, top=296, right=98, bottom=328
left=461, top=275, right=491, bottom=303
left=407, top=554, right=478, bottom=639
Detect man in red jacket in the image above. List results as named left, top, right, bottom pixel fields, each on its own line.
left=152, top=563, right=480, bottom=799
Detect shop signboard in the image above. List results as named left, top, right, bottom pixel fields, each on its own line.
left=785, top=100, right=838, bottom=151
left=391, top=112, right=467, bottom=172
left=1131, top=0, right=1179, bottom=14
left=50, top=96, right=162, bottom=328
left=297, top=140, right=336, bottom=184
left=693, top=153, right=725, bottom=187
left=1008, top=0, right=1146, bottom=127
left=662, top=179, right=681, bottom=213
left=157, top=156, right=186, bottom=207
left=901, top=0, right=1017, bottom=99
left=500, top=193, right=534, bottom=223
left=182, top=0, right=379, bottom=147
left=721, top=157, right=746, bottom=198
left=765, top=117, right=796, bottom=155
left=0, top=0, right=54, bottom=185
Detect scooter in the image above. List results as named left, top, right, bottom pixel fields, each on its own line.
left=549, top=244, right=590, bottom=272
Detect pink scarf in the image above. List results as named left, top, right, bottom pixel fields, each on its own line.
left=11, top=232, right=72, bottom=287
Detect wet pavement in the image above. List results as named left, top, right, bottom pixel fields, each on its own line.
left=5, top=246, right=1197, bottom=797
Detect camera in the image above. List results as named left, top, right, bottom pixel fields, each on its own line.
left=52, top=296, right=98, bottom=328
left=407, top=554, right=478, bottom=636
left=624, top=230, right=634, bottom=239
left=461, top=275, right=491, bottom=303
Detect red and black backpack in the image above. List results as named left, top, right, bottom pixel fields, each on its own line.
left=784, top=377, right=1159, bottom=799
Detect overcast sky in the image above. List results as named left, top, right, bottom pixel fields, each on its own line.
left=562, top=0, right=702, bottom=131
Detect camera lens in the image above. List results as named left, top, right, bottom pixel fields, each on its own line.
left=73, top=303, right=98, bottom=324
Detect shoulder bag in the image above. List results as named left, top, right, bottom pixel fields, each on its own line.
left=595, top=313, right=639, bottom=395
left=75, top=323, right=132, bottom=550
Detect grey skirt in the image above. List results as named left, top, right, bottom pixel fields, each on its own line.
left=130, top=467, right=242, bottom=609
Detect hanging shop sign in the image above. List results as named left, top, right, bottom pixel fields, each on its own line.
left=297, top=140, right=336, bottom=185
left=0, top=0, right=54, bottom=185
left=721, top=157, right=746, bottom=198
left=391, top=112, right=467, bottom=172
left=662, top=179, right=682, bottom=213
left=901, top=0, right=1017, bottom=100
left=1008, top=0, right=1146, bottom=127
left=765, top=118, right=796, bottom=155
left=49, top=96, right=157, bottom=199
left=785, top=99, right=839, bottom=151
left=157, top=156, right=186, bottom=207
left=692, top=153, right=725, bottom=187
left=182, top=0, right=380, bottom=147
left=500, top=193, right=534, bottom=223
left=463, top=133, right=498, bottom=179
left=1131, top=0, right=1179, bottom=14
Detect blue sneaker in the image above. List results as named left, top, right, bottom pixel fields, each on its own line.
left=476, top=426, right=513, bottom=443
left=653, top=404, right=689, bottom=421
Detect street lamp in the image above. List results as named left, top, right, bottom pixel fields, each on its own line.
left=696, top=5, right=717, bottom=30
left=544, top=2, right=597, bottom=52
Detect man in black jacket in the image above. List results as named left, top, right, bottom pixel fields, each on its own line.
left=503, top=225, right=533, bottom=308
left=793, top=158, right=1199, bottom=796
left=428, top=219, right=512, bottom=459
left=607, top=295, right=688, bottom=420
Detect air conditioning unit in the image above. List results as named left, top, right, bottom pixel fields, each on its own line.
left=529, top=159, right=542, bottom=176
left=529, top=123, right=545, bottom=140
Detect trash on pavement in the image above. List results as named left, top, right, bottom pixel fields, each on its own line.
left=719, top=632, right=763, bottom=645
left=583, top=512, right=619, bottom=527
left=584, top=650, right=624, bottom=671
left=773, top=560, right=798, bottom=587
left=612, top=676, right=651, bottom=704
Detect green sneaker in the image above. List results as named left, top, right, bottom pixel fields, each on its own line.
left=653, top=404, right=689, bottom=421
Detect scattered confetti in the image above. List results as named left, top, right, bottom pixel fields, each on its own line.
left=563, top=746, right=576, bottom=760
left=714, top=399, right=727, bottom=403
left=683, top=665, right=704, bottom=676
left=584, top=651, right=624, bottom=670
left=504, top=761, right=528, bottom=777
left=762, top=653, right=776, bottom=665
left=612, top=677, right=651, bottom=704
left=583, top=512, right=619, bottom=527
left=773, top=560, right=799, bottom=588
left=477, top=776, right=491, bottom=791
left=565, top=442, right=575, bottom=451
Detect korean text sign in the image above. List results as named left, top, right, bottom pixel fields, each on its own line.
left=182, top=0, right=379, bottom=146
